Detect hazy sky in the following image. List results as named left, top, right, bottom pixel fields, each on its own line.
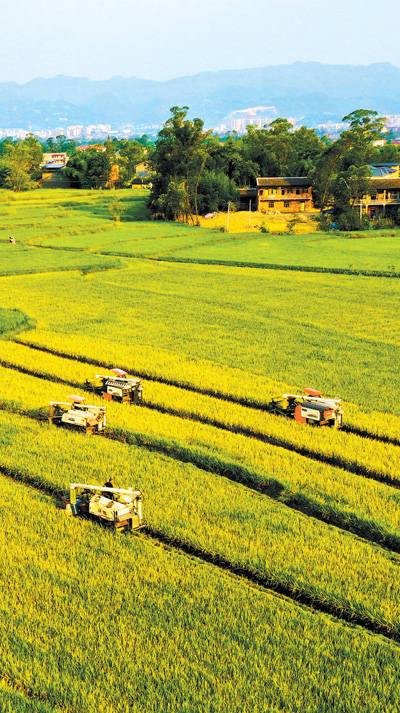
left=2, top=0, right=399, bottom=83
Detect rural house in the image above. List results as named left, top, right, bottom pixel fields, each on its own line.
left=256, top=177, right=314, bottom=213
left=360, top=164, right=400, bottom=217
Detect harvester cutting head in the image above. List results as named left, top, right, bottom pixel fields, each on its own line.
left=86, top=367, right=143, bottom=404
left=49, top=396, right=107, bottom=433
left=269, top=388, right=343, bottom=428
left=68, top=483, right=143, bottom=531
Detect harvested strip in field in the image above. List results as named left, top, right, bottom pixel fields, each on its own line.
left=1, top=407, right=400, bottom=635
left=2, top=340, right=400, bottom=534
left=3, top=476, right=400, bottom=713
left=0, top=353, right=400, bottom=554
left=15, top=329, right=400, bottom=443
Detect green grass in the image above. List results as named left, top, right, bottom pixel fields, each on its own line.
left=0, top=243, right=122, bottom=275
left=163, top=230, right=400, bottom=273
left=0, top=308, right=31, bottom=337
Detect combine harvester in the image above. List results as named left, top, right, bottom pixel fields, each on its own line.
left=269, top=388, right=343, bottom=428
left=67, top=483, right=143, bottom=532
left=86, top=368, right=143, bottom=404
left=49, top=395, right=106, bottom=433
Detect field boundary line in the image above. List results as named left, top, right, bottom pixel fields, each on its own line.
left=0, top=669, right=73, bottom=712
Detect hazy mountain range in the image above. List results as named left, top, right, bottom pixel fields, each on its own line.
left=1, top=62, right=400, bottom=130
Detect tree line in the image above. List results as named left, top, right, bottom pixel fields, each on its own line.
left=0, top=107, right=398, bottom=230
left=149, top=106, right=397, bottom=229
left=0, top=134, right=149, bottom=192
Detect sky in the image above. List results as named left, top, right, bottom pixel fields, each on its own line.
left=1, top=0, right=399, bottom=83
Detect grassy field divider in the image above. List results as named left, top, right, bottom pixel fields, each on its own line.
left=1, top=388, right=400, bottom=557
left=147, top=255, right=400, bottom=279
left=1, top=450, right=399, bottom=647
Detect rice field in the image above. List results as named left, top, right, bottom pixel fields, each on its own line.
left=1, top=188, right=400, bottom=712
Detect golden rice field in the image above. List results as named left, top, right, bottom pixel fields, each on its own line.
left=1, top=188, right=400, bottom=712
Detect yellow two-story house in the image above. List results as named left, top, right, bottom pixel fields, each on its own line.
left=360, top=164, right=400, bottom=217
left=256, top=177, right=314, bottom=213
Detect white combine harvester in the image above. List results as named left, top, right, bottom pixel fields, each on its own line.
left=68, top=483, right=143, bottom=532
left=49, top=395, right=106, bottom=434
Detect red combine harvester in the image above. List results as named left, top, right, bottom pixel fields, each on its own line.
left=86, top=368, right=143, bottom=404
left=269, top=388, right=343, bottom=428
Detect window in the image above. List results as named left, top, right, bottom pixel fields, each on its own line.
left=296, top=188, right=301, bottom=195
left=269, top=201, right=274, bottom=208
left=259, top=189, right=264, bottom=195
left=281, top=188, right=285, bottom=195
left=284, top=201, right=290, bottom=208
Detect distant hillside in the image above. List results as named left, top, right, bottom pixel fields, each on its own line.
left=1, top=62, right=400, bottom=129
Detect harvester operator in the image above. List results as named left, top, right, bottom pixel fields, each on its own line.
left=103, top=477, right=114, bottom=499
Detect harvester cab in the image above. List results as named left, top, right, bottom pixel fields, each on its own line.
left=49, top=395, right=107, bottom=433
left=68, top=483, right=143, bottom=532
left=86, top=368, right=143, bottom=404
left=269, top=388, right=343, bottom=428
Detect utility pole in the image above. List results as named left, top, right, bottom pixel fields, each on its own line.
left=227, top=201, right=230, bottom=233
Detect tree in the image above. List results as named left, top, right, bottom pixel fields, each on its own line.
left=196, top=170, right=239, bottom=215
left=314, top=109, right=385, bottom=225
left=116, top=140, right=145, bottom=186
left=331, top=165, right=371, bottom=229
left=64, top=148, right=111, bottom=189
left=340, top=110, right=385, bottom=168
left=0, top=137, right=43, bottom=191
left=108, top=195, right=124, bottom=222
left=149, top=106, right=211, bottom=223
left=206, top=135, right=258, bottom=185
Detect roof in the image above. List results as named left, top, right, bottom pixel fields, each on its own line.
left=256, top=177, right=311, bottom=188
left=369, top=178, right=400, bottom=189
left=43, top=163, right=66, bottom=170
left=239, top=188, right=257, bottom=197
left=369, top=164, right=399, bottom=177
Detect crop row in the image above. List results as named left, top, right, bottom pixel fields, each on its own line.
left=1, top=378, right=400, bottom=634
left=4, top=338, right=400, bottom=490
left=15, top=328, right=400, bottom=443
left=0, top=345, right=400, bottom=554
left=3, top=473, right=400, bottom=713
left=0, top=342, right=400, bottom=550
left=148, top=255, right=400, bottom=279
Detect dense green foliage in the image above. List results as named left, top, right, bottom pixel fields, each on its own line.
left=0, top=136, right=43, bottom=191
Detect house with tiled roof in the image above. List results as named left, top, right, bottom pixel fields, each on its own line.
left=360, top=164, right=400, bottom=217
left=256, top=177, right=314, bottom=213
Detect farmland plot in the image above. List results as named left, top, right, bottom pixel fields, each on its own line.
left=1, top=188, right=400, bottom=711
